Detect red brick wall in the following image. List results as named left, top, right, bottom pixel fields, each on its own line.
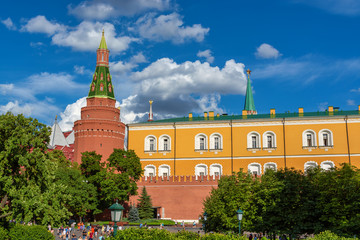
left=130, top=176, right=219, bottom=220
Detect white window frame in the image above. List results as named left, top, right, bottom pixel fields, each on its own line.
left=209, top=164, right=222, bottom=176
left=247, top=131, right=261, bottom=149
left=304, top=161, right=318, bottom=171
left=262, top=131, right=276, bottom=149
left=320, top=161, right=335, bottom=171
left=248, top=163, right=262, bottom=175
left=209, top=133, right=223, bottom=150
left=195, top=164, right=208, bottom=176
left=318, top=129, right=333, bottom=147
left=195, top=133, right=208, bottom=151
left=264, top=162, right=277, bottom=172
left=158, top=164, right=171, bottom=177
left=159, top=134, right=171, bottom=151
left=144, top=164, right=156, bottom=177
left=302, top=130, right=317, bottom=148
left=144, top=135, right=157, bottom=152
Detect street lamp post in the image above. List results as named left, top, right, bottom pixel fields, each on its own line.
left=109, top=200, right=124, bottom=237
left=236, top=209, right=243, bottom=235
left=203, top=212, right=208, bottom=233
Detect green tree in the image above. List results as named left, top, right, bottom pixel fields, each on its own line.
left=0, top=113, right=71, bottom=226
left=53, top=153, right=98, bottom=223
left=138, top=187, right=153, bottom=219
left=315, top=164, right=360, bottom=237
left=128, top=203, right=140, bottom=222
left=203, top=170, right=256, bottom=233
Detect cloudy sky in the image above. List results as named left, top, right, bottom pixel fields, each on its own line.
left=1, top=0, right=360, bottom=130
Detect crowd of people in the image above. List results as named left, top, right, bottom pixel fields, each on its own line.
left=53, top=222, right=115, bottom=240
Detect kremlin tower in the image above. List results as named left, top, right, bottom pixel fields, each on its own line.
left=73, top=31, right=125, bottom=163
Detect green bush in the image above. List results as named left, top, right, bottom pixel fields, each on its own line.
left=8, top=225, right=54, bottom=240
left=201, top=233, right=248, bottom=240
left=111, top=227, right=174, bottom=240
left=306, top=231, right=355, bottom=240
left=0, top=227, right=8, bottom=240
left=175, top=230, right=201, bottom=239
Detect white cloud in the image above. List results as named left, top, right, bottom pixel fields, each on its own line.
left=255, top=43, right=281, bottom=59
left=2, top=17, right=16, bottom=30
left=110, top=52, right=147, bottom=76
left=197, top=49, right=214, bottom=63
left=51, top=21, right=136, bottom=53
left=133, top=13, right=209, bottom=43
left=293, top=0, right=360, bottom=16
left=69, top=0, right=171, bottom=20
left=132, top=58, right=246, bottom=97
left=0, top=100, right=60, bottom=123
left=347, top=99, right=355, bottom=106
left=21, top=15, right=65, bottom=35
left=58, top=97, right=87, bottom=131
left=30, top=42, right=44, bottom=48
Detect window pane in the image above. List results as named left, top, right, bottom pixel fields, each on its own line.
left=214, top=137, right=219, bottom=149
left=323, top=134, right=328, bottom=146
left=150, top=139, right=154, bottom=151
left=252, top=136, right=257, bottom=148
left=164, top=139, right=168, bottom=150
left=200, top=138, right=205, bottom=150
left=267, top=135, right=272, bottom=148
left=307, top=134, right=312, bottom=146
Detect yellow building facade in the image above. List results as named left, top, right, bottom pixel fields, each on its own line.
left=128, top=106, right=360, bottom=177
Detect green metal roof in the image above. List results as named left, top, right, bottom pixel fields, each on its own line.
left=99, top=30, right=108, bottom=49
left=138, top=110, right=360, bottom=124
left=244, top=70, right=256, bottom=112
left=88, top=66, right=115, bottom=99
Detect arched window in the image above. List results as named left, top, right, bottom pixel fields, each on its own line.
left=210, top=133, right=223, bottom=150
left=319, top=129, right=333, bottom=147
left=302, top=130, right=316, bottom=148
left=264, top=162, right=277, bottom=172
left=159, top=135, right=171, bottom=151
left=304, top=161, right=318, bottom=171
left=159, top=164, right=171, bottom=177
left=100, top=83, right=104, bottom=91
left=195, top=164, right=208, bottom=176
left=195, top=133, right=208, bottom=151
left=144, top=165, right=156, bottom=177
left=247, top=132, right=261, bottom=149
left=248, top=163, right=261, bottom=175
left=320, top=161, right=334, bottom=170
left=144, top=135, right=157, bottom=152
left=209, top=164, right=222, bottom=176
left=263, top=131, right=276, bottom=149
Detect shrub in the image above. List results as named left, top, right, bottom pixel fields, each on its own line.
left=111, top=227, right=174, bottom=240
left=8, top=225, right=54, bottom=240
left=0, top=227, right=8, bottom=240
left=175, top=230, right=201, bottom=239
left=306, top=231, right=355, bottom=240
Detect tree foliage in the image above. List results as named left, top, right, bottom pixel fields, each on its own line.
left=0, top=113, right=71, bottom=226
left=138, top=187, right=153, bottom=219
left=203, top=164, right=360, bottom=237
left=128, top=203, right=140, bottom=222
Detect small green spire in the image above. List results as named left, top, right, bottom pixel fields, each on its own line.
left=99, top=29, right=108, bottom=49
left=244, top=69, right=256, bottom=113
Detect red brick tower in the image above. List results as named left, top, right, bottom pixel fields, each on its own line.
left=73, top=30, right=125, bottom=164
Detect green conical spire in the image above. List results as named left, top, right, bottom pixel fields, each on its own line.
left=87, top=31, right=115, bottom=100
left=244, top=69, right=256, bottom=114
left=99, top=29, right=108, bottom=49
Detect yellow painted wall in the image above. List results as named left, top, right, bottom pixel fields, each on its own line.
left=128, top=116, right=360, bottom=176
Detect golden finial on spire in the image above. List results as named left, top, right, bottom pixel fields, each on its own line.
left=102, top=29, right=104, bottom=36
left=246, top=69, right=251, bottom=76
left=149, top=100, right=153, bottom=105
left=55, top=115, right=57, bottom=121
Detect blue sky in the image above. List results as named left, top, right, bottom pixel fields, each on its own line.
left=1, top=0, right=360, bottom=130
